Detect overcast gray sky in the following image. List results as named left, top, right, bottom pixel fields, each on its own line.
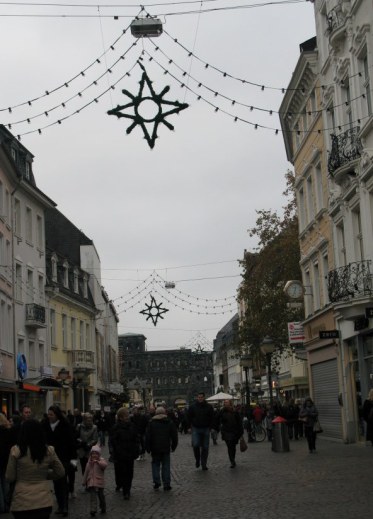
left=0, top=0, right=315, bottom=350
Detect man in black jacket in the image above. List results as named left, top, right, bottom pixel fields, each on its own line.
left=145, top=407, right=178, bottom=491
left=187, top=392, right=214, bottom=470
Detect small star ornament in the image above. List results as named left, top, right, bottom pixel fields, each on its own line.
left=107, top=61, right=188, bottom=148
left=140, top=295, right=169, bottom=326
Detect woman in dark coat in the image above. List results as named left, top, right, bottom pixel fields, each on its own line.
left=0, top=413, right=15, bottom=513
left=42, top=405, right=77, bottom=517
left=362, top=388, right=373, bottom=446
left=110, top=407, right=139, bottom=500
left=217, top=400, right=243, bottom=468
left=299, top=397, right=319, bottom=453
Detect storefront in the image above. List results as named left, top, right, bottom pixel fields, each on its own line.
left=17, top=377, right=63, bottom=419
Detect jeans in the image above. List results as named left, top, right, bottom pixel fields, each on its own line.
left=88, top=487, right=106, bottom=514
left=305, top=426, right=316, bottom=451
left=192, top=427, right=210, bottom=467
left=151, top=453, right=171, bottom=486
left=98, top=430, right=106, bottom=446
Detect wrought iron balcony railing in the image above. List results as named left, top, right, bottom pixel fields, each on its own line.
left=328, top=260, right=372, bottom=302
left=328, top=127, right=362, bottom=175
left=69, top=349, right=95, bottom=372
left=25, top=303, right=46, bottom=327
left=326, top=6, right=346, bottom=33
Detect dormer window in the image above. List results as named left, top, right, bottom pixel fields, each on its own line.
left=83, top=273, right=88, bottom=298
left=25, top=162, right=31, bottom=180
left=74, top=268, right=79, bottom=293
left=63, top=260, right=69, bottom=288
left=11, top=148, right=17, bottom=162
left=51, top=254, right=58, bottom=282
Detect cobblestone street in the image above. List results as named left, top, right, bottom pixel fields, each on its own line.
left=5, top=432, right=372, bottom=519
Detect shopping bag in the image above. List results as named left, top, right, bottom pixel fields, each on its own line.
left=239, top=436, right=248, bottom=452
left=313, top=419, right=323, bottom=433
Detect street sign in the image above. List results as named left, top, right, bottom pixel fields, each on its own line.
left=319, top=330, right=339, bottom=339
left=287, top=322, right=305, bottom=344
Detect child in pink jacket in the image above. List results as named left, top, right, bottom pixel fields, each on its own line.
left=82, top=445, right=108, bottom=517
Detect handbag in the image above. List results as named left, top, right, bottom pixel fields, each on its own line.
left=313, top=419, right=323, bottom=433
left=239, top=436, right=248, bottom=452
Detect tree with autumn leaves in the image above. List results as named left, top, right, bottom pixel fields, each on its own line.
left=237, top=171, right=303, bottom=367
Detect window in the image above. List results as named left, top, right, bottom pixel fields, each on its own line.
left=26, top=269, right=34, bottom=304
left=15, top=264, right=22, bottom=301
left=79, top=321, right=84, bottom=349
left=39, top=343, right=44, bottom=367
left=5, top=190, right=10, bottom=222
left=352, top=206, right=364, bottom=261
left=85, top=323, right=90, bottom=349
left=298, top=186, right=306, bottom=231
left=322, top=252, right=329, bottom=306
left=362, top=54, right=372, bottom=116
left=306, top=174, right=315, bottom=222
left=36, top=215, right=43, bottom=249
left=51, top=255, right=57, bottom=282
left=304, top=269, right=312, bottom=316
left=63, top=261, right=69, bottom=288
left=62, top=314, right=67, bottom=349
left=50, top=309, right=56, bottom=346
left=83, top=274, right=88, bottom=298
left=342, top=77, right=353, bottom=128
left=38, top=275, right=44, bottom=305
left=336, top=223, right=347, bottom=267
left=26, top=207, right=32, bottom=243
left=71, top=318, right=76, bottom=349
left=29, top=341, right=35, bottom=368
left=74, top=268, right=79, bottom=293
left=312, top=262, right=321, bottom=311
left=14, top=198, right=21, bottom=236
left=25, top=162, right=31, bottom=180
left=315, top=164, right=324, bottom=213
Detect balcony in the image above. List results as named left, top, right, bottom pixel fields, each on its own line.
left=69, top=350, right=95, bottom=372
left=328, top=127, right=362, bottom=176
left=25, top=303, right=46, bottom=328
left=328, top=260, right=372, bottom=303
left=326, top=6, right=346, bottom=34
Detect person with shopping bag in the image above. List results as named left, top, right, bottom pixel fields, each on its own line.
left=217, top=400, right=244, bottom=468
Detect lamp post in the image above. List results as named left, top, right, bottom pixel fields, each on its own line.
left=260, top=337, right=275, bottom=406
left=240, top=354, right=253, bottom=406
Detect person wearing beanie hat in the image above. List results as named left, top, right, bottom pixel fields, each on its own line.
left=82, top=445, right=108, bottom=516
left=145, top=406, right=178, bottom=491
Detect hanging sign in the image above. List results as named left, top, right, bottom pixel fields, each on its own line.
left=287, top=322, right=305, bottom=344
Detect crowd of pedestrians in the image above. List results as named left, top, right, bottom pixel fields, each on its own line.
left=0, top=390, right=373, bottom=517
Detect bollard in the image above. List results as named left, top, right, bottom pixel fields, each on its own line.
left=272, top=416, right=290, bottom=452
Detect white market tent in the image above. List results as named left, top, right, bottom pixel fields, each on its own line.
left=206, top=392, right=235, bottom=401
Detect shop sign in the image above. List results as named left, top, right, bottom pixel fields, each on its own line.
left=319, top=330, right=339, bottom=339
left=287, top=322, right=305, bottom=344
left=365, top=307, right=373, bottom=318
left=354, top=317, right=369, bottom=331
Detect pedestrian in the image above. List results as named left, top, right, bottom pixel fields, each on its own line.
left=132, top=406, right=149, bottom=461
left=264, top=406, right=275, bottom=442
left=299, top=397, right=319, bottom=453
left=145, top=406, right=178, bottom=491
left=20, top=405, right=32, bottom=423
left=82, top=445, right=107, bottom=517
left=42, top=405, right=77, bottom=516
left=217, top=400, right=243, bottom=468
left=94, top=410, right=109, bottom=447
left=5, top=419, right=65, bottom=519
left=110, top=407, right=139, bottom=500
left=76, top=413, right=99, bottom=475
left=362, top=388, right=373, bottom=446
left=284, top=399, right=300, bottom=440
left=187, top=391, right=214, bottom=470
left=0, top=413, right=15, bottom=514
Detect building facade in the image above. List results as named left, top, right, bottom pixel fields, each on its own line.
left=119, top=333, right=213, bottom=407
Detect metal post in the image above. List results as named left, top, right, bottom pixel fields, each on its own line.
left=267, top=354, right=273, bottom=405
left=244, top=367, right=250, bottom=405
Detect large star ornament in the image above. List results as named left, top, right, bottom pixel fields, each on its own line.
left=107, top=61, right=188, bottom=148
left=139, top=295, right=169, bottom=326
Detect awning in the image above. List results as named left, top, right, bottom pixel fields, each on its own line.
left=20, top=377, right=63, bottom=391
left=0, top=380, right=18, bottom=392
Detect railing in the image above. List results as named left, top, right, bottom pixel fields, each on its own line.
left=328, top=260, right=372, bottom=302
left=70, top=349, right=95, bottom=371
left=326, top=6, right=345, bottom=33
left=25, top=303, right=46, bottom=327
left=328, top=127, right=362, bottom=175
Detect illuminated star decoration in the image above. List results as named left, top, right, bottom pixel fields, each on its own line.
left=107, top=61, right=188, bottom=148
left=139, top=295, right=169, bottom=326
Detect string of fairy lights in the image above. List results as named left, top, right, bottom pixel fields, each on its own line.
left=0, top=3, right=370, bottom=139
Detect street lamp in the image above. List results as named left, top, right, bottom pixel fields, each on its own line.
left=240, top=354, right=253, bottom=406
left=260, top=337, right=275, bottom=405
